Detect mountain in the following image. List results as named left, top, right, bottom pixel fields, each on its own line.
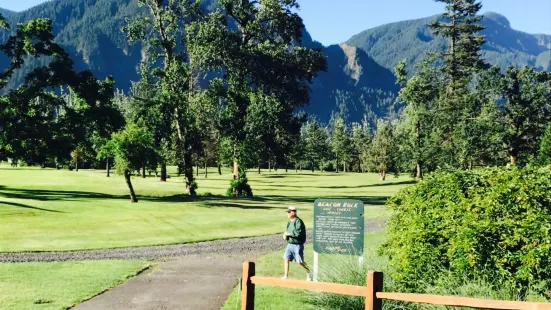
left=347, top=12, right=551, bottom=73
left=0, top=1, right=549, bottom=125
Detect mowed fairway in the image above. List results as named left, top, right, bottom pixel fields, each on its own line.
left=0, top=167, right=412, bottom=252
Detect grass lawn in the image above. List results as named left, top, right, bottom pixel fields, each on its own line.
left=221, top=230, right=388, bottom=310
left=0, top=166, right=411, bottom=252
left=0, top=260, right=149, bottom=310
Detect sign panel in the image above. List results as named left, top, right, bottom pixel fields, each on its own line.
left=313, top=199, right=364, bottom=255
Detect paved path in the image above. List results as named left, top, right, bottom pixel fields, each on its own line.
left=3, top=219, right=387, bottom=310
left=73, top=254, right=248, bottom=310
left=0, top=219, right=387, bottom=263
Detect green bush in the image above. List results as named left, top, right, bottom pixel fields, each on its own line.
left=381, top=166, right=551, bottom=297
left=226, top=171, right=253, bottom=197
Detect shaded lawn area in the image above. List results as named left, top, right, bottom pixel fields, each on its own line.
left=0, top=260, right=149, bottom=310
left=0, top=167, right=410, bottom=252
left=221, top=230, right=388, bottom=310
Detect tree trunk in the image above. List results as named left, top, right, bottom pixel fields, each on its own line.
left=258, top=166, right=261, bottom=174
left=196, top=164, right=199, bottom=177
left=335, top=157, right=339, bottom=173
left=160, top=162, right=167, bottom=182
left=268, top=160, right=271, bottom=172
left=380, top=170, right=386, bottom=181
left=142, top=166, right=146, bottom=178
left=344, top=162, right=347, bottom=173
left=218, top=163, right=222, bottom=175
left=416, top=120, right=423, bottom=179
left=125, top=170, right=138, bottom=203
left=75, top=160, right=78, bottom=172
left=510, top=154, right=518, bottom=165
left=106, top=158, right=110, bottom=178
left=416, top=162, right=423, bottom=180
left=204, top=162, right=208, bottom=178
left=233, top=144, right=239, bottom=180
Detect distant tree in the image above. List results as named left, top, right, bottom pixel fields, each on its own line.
left=111, top=125, right=158, bottom=203
left=429, top=0, right=486, bottom=91
left=365, top=120, right=397, bottom=181
left=501, top=67, right=551, bottom=165
left=330, top=117, right=351, bottom=172
left=538, top=123, right=551, bottom=166
left=394, top=60, right=441, bottom=178
left=350, top=119, right=371, bottom=172
left=428, top=0, right=487, bottom=168
left=303, top=120, right=330, bottom=172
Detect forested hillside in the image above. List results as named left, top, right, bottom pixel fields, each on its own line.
left=348, top=11, right=551, bottom=73
left=1, top=1, right=549, bottom=124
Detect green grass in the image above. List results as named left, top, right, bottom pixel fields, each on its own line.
left=0, top=166, right=411, bottom=252
left=0, top=260, right=149, bottom=310
left=221, top=230, right=388, bottom=310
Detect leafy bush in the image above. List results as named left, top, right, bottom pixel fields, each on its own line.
left=381, top=166, right=551, bottom=297
left=226, top=171, right=253, bottom=197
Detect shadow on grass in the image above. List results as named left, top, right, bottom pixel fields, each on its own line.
left=0, top=186, right=390, bottom=209
left=0, top=200, right=64, bottom=213
left=267, top=180, right=416, bottom=189
left=0, top=186, right=128, bottom=202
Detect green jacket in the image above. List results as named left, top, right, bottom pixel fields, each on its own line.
left=286, top=217, right=306, bottom=244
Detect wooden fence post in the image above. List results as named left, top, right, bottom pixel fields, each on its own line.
left=241, top=261, right=255, bottom=310
left=365, top=271, right=383, bottom=310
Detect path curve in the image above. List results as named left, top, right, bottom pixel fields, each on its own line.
left=0, top=219, right=387, bottom=263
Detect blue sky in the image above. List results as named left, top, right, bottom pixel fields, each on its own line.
left=3, top=0, right=551, bottom=45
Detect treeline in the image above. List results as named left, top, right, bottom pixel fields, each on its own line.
left=1, top=0, right=550, bottom=204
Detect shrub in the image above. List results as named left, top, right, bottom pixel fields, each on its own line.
left=226, top=171, right=253, bottom=197
left=381, top=166, right=551, bottom=297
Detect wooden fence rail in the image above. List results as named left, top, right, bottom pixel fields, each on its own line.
left=240, top=261, right=551, bottom=310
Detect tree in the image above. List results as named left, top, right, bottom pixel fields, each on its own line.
left=303, top=120, right=330, bottom=172
left=428, top=0, right=487, bottom=168
left=111, top=125, right=158, bottom=203
left=429, top=0, right=486, bottom=90
left=365, top=120, right=397, bottom=181
left=350, top=119, right=371, bottom=172
left=394, top=60, right=441, bottom=178
left=538, top=123, right=551, bottom=166
left=501, top=67, right=551, bottom=165
left=124, top=0, right=201, bottom=194
left=0, top=14, right=123, bottom=167
left=187, top=0, right=327, bottom=189
left=330, top=117, right=351, bottom=172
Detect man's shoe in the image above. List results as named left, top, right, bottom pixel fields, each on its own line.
left=306, top=272, right=313, bottom=281
left=281, top=276, right=288, bottom=280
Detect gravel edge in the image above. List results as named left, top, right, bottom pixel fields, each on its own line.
left=0, top=218, right=387, bottom=263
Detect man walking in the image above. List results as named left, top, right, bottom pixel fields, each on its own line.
left=282, top=206, right=312, bottom=280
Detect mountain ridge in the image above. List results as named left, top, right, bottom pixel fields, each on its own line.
left=0, top=2, right=549, bottom=124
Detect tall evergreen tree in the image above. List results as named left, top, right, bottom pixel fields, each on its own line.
left=501, top=67, right=551, bottom=165
left=330, top=117, right=351, bottom=173
left=365, top=120, right=397, bottom=181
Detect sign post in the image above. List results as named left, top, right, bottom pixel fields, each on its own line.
left=313, top=198, right=364, bottom=281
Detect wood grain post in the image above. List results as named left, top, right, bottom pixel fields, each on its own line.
left=365, top=271, right=383, bottom=310
left=241, top=261, right=255, bottom=310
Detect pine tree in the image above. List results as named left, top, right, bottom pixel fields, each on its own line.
left=365, top=120, right=397, bottom=181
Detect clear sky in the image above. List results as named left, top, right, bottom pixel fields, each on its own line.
left=3, top=0, right=551, bottom=45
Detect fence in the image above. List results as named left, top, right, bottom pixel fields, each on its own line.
left=240, top=261, right=551, bottom=310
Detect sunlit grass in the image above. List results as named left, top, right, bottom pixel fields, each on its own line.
left=0, top=166, right=412, bottom=252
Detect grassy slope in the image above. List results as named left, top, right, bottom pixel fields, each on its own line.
left=221, top=230, right=388, bottom=310
left=0, top=260, right=149, bottom=310
left=0, top=167, right=411, bottom=252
